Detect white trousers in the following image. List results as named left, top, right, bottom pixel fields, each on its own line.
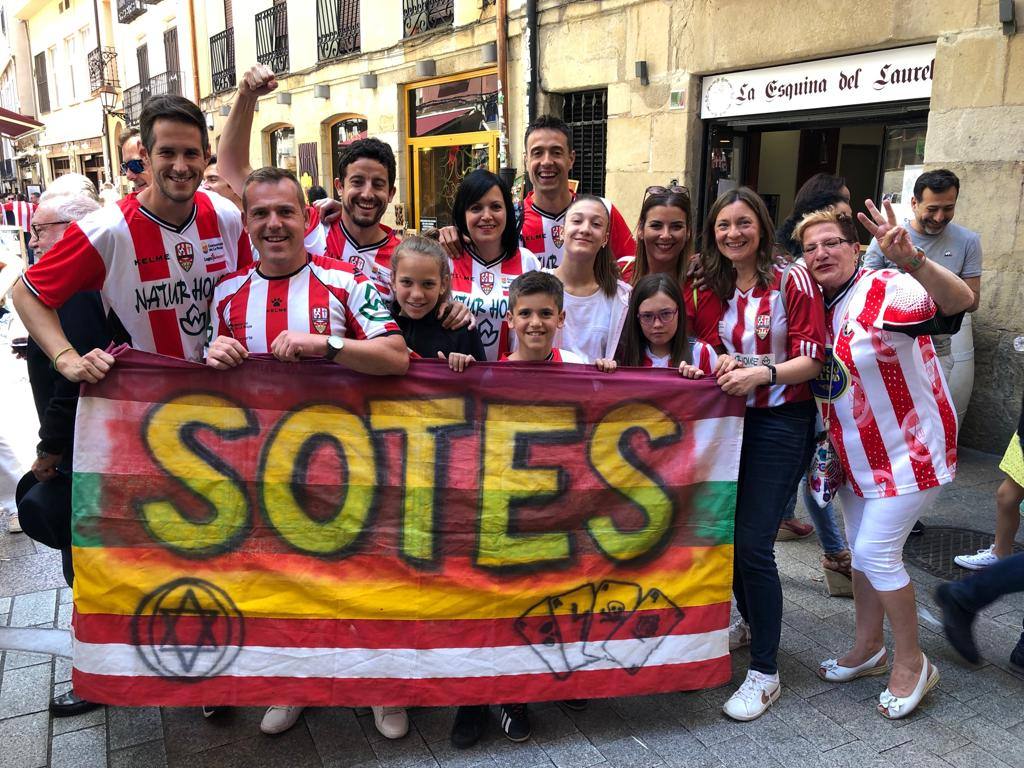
left=839, top=485, right=943, bottom=591
left=939, top=313, right=975, bottom=429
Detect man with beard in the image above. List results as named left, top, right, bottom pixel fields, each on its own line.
left=118, top=128, right=152, bottom=196
left=13, top=93, right=252, bottom=377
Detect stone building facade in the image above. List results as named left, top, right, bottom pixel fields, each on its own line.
left=185, top=0, right=1022, bottom=452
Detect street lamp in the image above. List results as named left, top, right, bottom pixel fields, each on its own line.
left=99, top=87, right=126, bottom=122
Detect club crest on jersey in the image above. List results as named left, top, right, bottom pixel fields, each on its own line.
left=311, top=306, right=329, bottom=335
left=479, top=271, right=495, bottom=295
left=349, top=255, right=366, bottom=272
left=551, top=225, right=565, bottom=248
left=755, top=313, right=771, bottom=340
left=175, top=242, right=195, bottom=271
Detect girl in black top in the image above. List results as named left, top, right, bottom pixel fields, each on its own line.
left=391, top=235, right=485, bottom=369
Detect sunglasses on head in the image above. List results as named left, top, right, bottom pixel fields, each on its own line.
left=120, top=159, right=145, bottom=174
left=645, top=184, right=690, bottom=199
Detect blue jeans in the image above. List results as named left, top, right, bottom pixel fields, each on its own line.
left=781, top=476, right=847, bottom=555
left=947, top=552, right=1024, bottom=636
left=734, top=401, right=816, bottom=675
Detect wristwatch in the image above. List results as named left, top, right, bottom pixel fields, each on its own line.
left=324, top=335, right=345, bottom=361
left=765, top=364, right=777, bottom=386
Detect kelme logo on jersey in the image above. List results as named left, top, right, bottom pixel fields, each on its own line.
left=551, top=225, right=565, bottom=248
left=175, top=243, right=195, bottom=271
left=479, top=271, right=495, bottom=295
left=311, top=306, right=329, bottom=335
left=810, top=349, right=850, bottom=401
left=755, top=313, right=771, bottom=340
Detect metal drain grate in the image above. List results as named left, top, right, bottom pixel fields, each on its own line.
left=904, top=526, right=1024, bottom=581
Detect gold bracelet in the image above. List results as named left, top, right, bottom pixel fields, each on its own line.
left=51, top=346, right=75, bottom=371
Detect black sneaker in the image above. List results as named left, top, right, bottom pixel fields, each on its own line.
left=561, top=699, right=589, bottom=711
left=499, top=703, right=531, bottom=742
left=910, top=520, right=925, bottom=535
left=935, top=583, right=980, bottom=664
left=1010, top=634, right=1024, bottom=672
left=451, top=705, right=488, bottom=749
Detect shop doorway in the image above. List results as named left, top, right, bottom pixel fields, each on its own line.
left=702, top=113, right=927, bottom=245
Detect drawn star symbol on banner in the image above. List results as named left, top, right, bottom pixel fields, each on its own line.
left=157, top=587, right=220, bottom=674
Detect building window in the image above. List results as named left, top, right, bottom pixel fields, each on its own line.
left=562, top=89, right=608, bottom=197
left=402, top=0, right=453, bottom=38
left=328, top=116, right=367, bottom=195
left=34, top=52, right=49, bottom=114
left=255, top=1, right=289, bottom=74
left=405, top=70, right=498, bottom=230
left=316, top=0, right=359, bottom=62
left=64, top=35, right=78, bottom=103
left=269, top=126, right=296, bottom=173
left=50, top=156, right=71, bottom=178
left=47, top=47, right=59, bottom=109
left=210, top=29, right=236, bottom=93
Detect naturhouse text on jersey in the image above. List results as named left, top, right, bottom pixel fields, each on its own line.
left=133, top=238, right=228, bottom=338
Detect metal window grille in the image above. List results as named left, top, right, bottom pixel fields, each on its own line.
left=116, top=0, right=146, bottom=23
left=316, top=0, right=360, bottom=61
left=149, top=71, right=182, bottom=98
left=402, top=0, right=453, bottom=38
left=124, top=83, right=145, bottom=126
left=256, top=2, right=289, bottom=74
left=87, top=46, right=119, bottom=96
left=210, top=29, right=236, bottom=93
left=562, top=89, right=608, bottom=197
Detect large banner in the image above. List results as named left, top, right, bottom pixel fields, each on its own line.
left=70, top=350, right=744, bottom=706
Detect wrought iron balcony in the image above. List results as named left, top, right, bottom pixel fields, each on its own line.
left=117, top=0, right=147, bottom=24
left=88, top=47, right=119, bottom=96
left=402, top=0, right=453, bottom=38
left=210, top=29, right=237, bottom=94
left=316, top=0, right=360, bottom=62
left=149, top=71, right=182, bottom=98
left=123, top=83, right=149, bottom=127
left=255, top=3, right=289, bottom=75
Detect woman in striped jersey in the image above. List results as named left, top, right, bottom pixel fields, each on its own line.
left=795, top=203, right=973, bottom=719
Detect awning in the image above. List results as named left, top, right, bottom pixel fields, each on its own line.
left=0, top=107, right=44, bottom=140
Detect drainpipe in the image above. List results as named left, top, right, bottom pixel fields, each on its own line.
left=187, top=0, right=201, bottom=101
left=92, top=0, right=112, bottom=184
left=496, top=0, right=514, bottom=185
left=526, top=0, right=538, bottom=123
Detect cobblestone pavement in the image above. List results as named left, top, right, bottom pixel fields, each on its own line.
left=1, top=448, right=1022, bottom=768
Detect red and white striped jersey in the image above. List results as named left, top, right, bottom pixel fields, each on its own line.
left=322, top=221, right=400, bottom=302
left=22, top=191, right=252, bottom=362
left=212, top=253, right=400, bottom=353
left=449, top=246, right=541, bottom=362
left=642, top=339, right=718, bottom=374
left=520, top=192, right=635, bottom=270
left=812, top=268, right=957, bottom=499
left=4, top=200, right=34, bottom=234
left=696, top=262, right=826, bottom=408
left=499, top=348, right=584, bottom=363
left=249, top=206, right=327, bottom=261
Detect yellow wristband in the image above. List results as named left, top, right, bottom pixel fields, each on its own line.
left=51, top=346, right=75, bottom=371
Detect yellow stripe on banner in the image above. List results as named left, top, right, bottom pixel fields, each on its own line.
left=71, top=545, right=734, bottom=620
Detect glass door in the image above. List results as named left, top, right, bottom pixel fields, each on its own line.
left=410, top=134, right=494, bottom=231
left=879, top=123, right=927, bottom=225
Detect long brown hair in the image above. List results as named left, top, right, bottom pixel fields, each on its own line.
left=700, top=187, right=778, bottom=301
left=566, top=194, right=618, bottom=297
left=631, top=191, right=693, bottom=287
left=617, top=273, right=692, bottom=367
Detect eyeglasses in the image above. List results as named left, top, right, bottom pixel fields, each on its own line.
left=645, top=185, right=690, bottom=199
left=802, top=237, right=852, bottom=256
left=637, top=308, right=679, bottom=326
left=30, top=221, right=72, bottom=239
left=120, top=159, right=145, bottom=174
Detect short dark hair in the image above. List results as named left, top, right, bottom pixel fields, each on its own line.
left=307, top=185, right=328, bottom=204
left=242, top=166, right=306, bottom=211
left=914, top=169, right=960, bottom=200
left=337, top=138, right=396, bottom=188
left=508, top=270, right=563, bottom=312
left=208, top=154, right=218, bottom=166
left=118, top=127, right=141, bottom=149
left=139, top=94, right=210, bottom=155
left=524, top=114, right=573, bottom=151
left=452, top=169, right=521, bottom=262
left=776, top=173, right=849, bottom=258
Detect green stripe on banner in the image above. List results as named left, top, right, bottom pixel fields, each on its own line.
left=688, top=481, right=737, bottom=545
left=71, top=472, right=104, bottom=548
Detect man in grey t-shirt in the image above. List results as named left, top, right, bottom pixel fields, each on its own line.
left=864, top=169, right=981, bottom=426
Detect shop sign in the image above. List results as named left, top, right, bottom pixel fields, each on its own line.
left=701, top=44, right=936, bottom=119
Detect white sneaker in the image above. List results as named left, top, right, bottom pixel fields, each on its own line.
left=954, top=545, right=1000, bottom=570
left=372, top=706, right=408, bottom=739
left=260, top=705, right=304, bottom=735
left=722, top=669, right=780, bottom=721
left=728, top=619, right=751, bottom=651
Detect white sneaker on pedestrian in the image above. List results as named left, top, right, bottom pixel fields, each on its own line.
left=260, top=705, right=304, bottom=735
left=954, top=545, right=999, bottom=570
left=722, top=669, right=780, bottom=721
left=372, top=706, right=408, bottom=739
left=728, top=619, right=751, bottom=651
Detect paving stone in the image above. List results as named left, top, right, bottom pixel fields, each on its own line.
left=816, top=740, right=891, bottom=768
left=50, top=723, right=107, bottom=768
left=967, top=692, right=1024, bottom=730
left=539, top=733, right=604, bottom=768
left=0, top=550, right=66, bottom=598
left=3, top=647, right=52, bottom=670
left=880, top=742, right=957, bottom=768
left=54, top=654, right=72, bottom=683
left=184, top=726, right=323, bottom=768
left=485, top=735, right=551, bottom=768
left=894, top=716, right=970, bottom=756
left=563, top=701, right=631, bottom=746
left=591, top=734, right=664, bottom=768
left=763, top=735, right=826, bottom=768
left=776, top=651, right=837, bottom=698
left=674, top=702, right=747, bottom=748
left=0, top=595, right=11, bottom=615
left=770, top=693, right=855, bottom=751
left=305, top=707, right=379, bottom=767
left=8, top=589, right=56, bottom=627
left=427, top=736, right=496, bottom=768
left=0, top=710, right=49, bottom=768
left=59, top=587, right=72, bottom=604
left=530, top=705, right=579, bottom=743
left=410, top=707, right=457, bottom=745
left=949, top=716, right=1024, bottom=768
left=109, top=739, right=170, bottom=768
left=108, top=706, right=163, bottom=750
left=370, top=731, right=438, bottom=768
left=943, top=743, right=1013, bottom=768
left=57, top=600, right=72, bottom=630
left=803, top=687, right=870, bottom=724
left=709, top=735, right=784, bottom=767
left=0, top=659, right=52, bottom=717
left=161, top=705, right=265, bottom=758
left=636, top=722, right=720, bottom=768
left=51, top=687, right=107, bottom=735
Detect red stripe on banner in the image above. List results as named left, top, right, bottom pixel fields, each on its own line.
left=73, top=655, right=731, bottom=707
left=129, top=214, right=170, bottom=283
left=264, top=278, right=290, bottom=350
left=147, top=308, right=185, bottom=359
left=74, top=602, right=729, bottom=649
